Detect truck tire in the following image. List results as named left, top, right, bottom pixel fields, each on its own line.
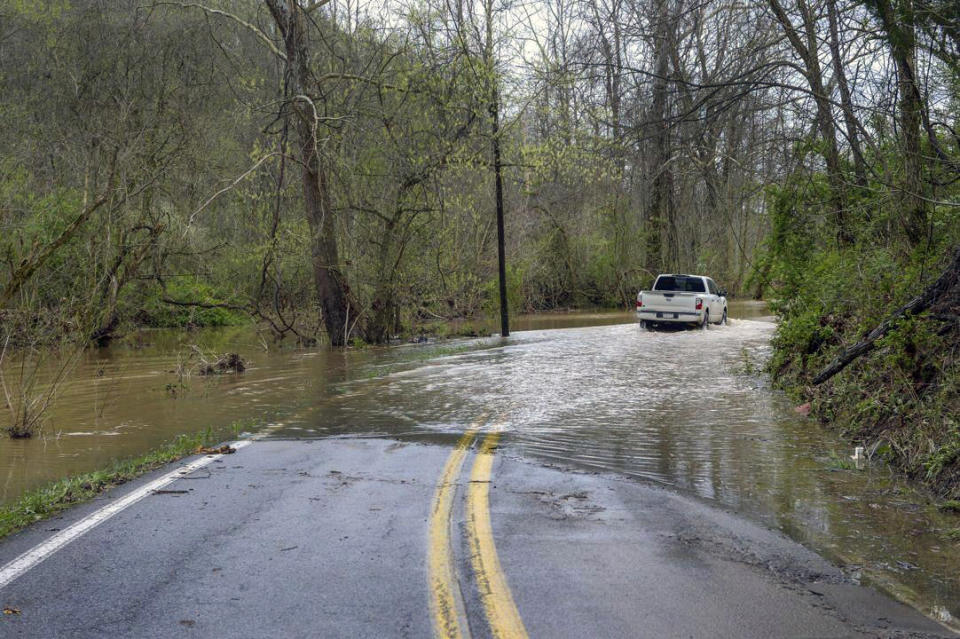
left=701, top=311, right=709, bottom=329
left=721, top=308, right=727, bottom=325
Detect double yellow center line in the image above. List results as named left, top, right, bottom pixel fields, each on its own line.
left=428, top=431, right=475, bottom=638
left=428, top=427, right=529, bottom=639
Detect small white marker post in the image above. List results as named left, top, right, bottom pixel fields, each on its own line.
left=850, top=446, right=865, bottom=469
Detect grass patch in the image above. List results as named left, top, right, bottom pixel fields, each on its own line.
left=939, top=500, right=960, bottom=513
left=0, top=428, right=222, bottom=541
left=824, top=449, right=857, bottom=471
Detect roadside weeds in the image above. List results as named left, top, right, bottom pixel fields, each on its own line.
left=0, top=429, right=222, bottom=541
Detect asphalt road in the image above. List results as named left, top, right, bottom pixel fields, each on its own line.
left=0, top=436, right=955, bottom=638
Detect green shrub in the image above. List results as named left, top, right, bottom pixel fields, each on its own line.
left=139, top=279, right=247, bottom=328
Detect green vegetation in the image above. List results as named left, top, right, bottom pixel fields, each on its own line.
left=139, top=280, right=249, bottom=329
left=749, top=0, right=960, bottom=493
left=824, top=449, right=857, bottom=471
left=940, top=501, right=960, bottom=514
left=759, top=169, right=960, bottom=497
left=0, top=429, right=222, bottom=541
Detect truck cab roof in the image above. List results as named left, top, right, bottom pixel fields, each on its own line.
left=653, top=274, right=708, bottom=293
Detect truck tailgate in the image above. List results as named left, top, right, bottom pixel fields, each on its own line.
left=641, top=292, right=698, bottom=312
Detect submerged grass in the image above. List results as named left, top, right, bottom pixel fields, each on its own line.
left=824, top=449, right=857, bottom=471
left=0, top=428, right=221, bottom=541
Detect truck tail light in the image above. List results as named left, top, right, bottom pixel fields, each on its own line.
left=695, top=298, right=703, bottom=310
left=636, top=298, right=642, bottom=308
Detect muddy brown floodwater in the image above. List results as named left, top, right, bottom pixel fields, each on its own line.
left=1, top=301, right=958, bottom=628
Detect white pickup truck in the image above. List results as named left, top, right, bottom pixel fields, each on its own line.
left=636, top=274, right=728, bottom=328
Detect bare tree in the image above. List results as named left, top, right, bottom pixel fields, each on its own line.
left=766, top=0, right=852, bottom=244
left=264, top=0, right=357, bottom=345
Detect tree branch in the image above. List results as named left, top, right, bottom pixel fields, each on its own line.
left=186, top=151, right=283, bottom=230
left=813, top=246, right=960, bottom=384
left=160, top=2, right=287, bottom=61
left=161, top=297, right=248, bottom=312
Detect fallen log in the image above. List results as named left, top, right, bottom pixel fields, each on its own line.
left=813, top=246, right=960, bottom=385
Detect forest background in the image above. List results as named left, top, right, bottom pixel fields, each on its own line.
left=0, top=0, right=957, bottom=493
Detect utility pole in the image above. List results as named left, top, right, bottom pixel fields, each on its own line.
left=493, top=98, right=509, bottom=337
left=486, top=0, right=509, bottom=337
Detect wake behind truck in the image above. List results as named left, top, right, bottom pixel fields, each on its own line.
left=636, top=274, right=727, bottom=329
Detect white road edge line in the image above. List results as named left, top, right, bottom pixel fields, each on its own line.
left=0, top=437, right=258, bottom=591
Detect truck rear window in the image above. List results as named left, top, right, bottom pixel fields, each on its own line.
left=653, top=276, right=705, bottom=292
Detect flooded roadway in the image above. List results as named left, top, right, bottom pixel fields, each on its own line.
left=1, top=302, right=958, bottom=627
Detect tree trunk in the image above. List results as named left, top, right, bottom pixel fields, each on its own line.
left=265, top=0, right=355, bottom=346
left=366, top=220, right=398, bottom=345
left=646, top=0, right=676, bottom=273
left=869, top=0, right=928, bottom=246
left=826, top=0, right=868, bottom=187
left=768, top=0, right=852, bottom=245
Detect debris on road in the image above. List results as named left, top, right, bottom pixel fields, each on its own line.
left=196, top=445, right=236, bottom=455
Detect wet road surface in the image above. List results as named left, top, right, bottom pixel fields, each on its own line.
left=0, top=437, right=954, bottom=638
left=2, top=306, right=959, bottom=633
